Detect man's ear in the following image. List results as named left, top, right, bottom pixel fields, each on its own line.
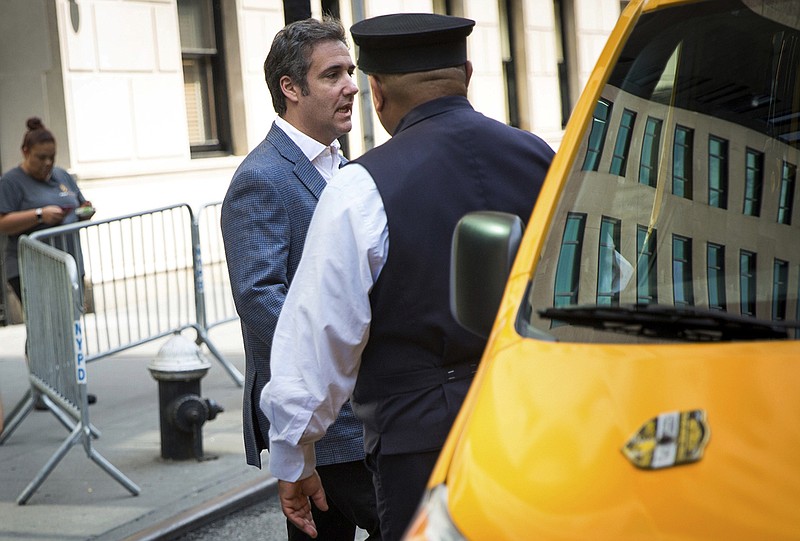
left=464, top=61, right=473, bottom=88
left=368, top=75, right=384, bottom=112
left=280, top=75, right=300, bottom=104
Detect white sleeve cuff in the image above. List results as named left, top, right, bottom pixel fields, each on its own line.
left=268, top=440, right=316, bottom=482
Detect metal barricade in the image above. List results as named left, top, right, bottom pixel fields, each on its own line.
left=23, top=203, right=242, bottom=381
left=0, top=203, right=244, bottom=499
left=193, top=202, right=239, bottom=366
left=10, top=236, right=140, bottom=504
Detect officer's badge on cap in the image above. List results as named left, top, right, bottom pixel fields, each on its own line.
left=350, top=13, right=475, bottom=74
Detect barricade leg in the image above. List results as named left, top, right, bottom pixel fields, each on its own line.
left=87, top=448, right=141, bottom=497
left=0, top=389, right=100, bottom=445
left=0, top=390, right=34, bottom=445
left=40, top=394, right=78, bottom=433
left=17, top=422, right=140, bottom=505
left=17, top=424, right=82, bottom=504
left=194, top=325, right=244, bottom=387
left=39, top=393, right=102, bottom=439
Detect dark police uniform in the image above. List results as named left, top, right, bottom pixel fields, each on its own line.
left=348, top=13, right=555, bottom=540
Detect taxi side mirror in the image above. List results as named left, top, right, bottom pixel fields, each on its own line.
left=450, top=211, right=524, bottom=338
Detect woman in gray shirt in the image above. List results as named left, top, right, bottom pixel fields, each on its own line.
left=0, top=117, right=95, bottom=302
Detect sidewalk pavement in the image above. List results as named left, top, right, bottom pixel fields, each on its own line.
left=0, top=319, right=277, bottom=541
left=1, top=159, right=286, bottom=540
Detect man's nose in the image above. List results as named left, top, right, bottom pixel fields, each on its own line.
left=345, top=76, right=358, bottom=95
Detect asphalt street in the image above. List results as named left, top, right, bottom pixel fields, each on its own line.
left=176, top=497, right=288, bottom=541
left=176, top=498, right=370, bottom=541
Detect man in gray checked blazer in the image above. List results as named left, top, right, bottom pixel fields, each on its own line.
left=221, top=17, right=380, bottom=541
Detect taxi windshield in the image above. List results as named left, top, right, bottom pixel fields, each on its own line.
left=523, top=0, right=800, bottom=343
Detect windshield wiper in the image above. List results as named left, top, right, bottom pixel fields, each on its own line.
left=538, top=304, right=799, bottom=342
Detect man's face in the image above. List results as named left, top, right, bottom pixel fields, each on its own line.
left=293, top=39, right=358, bottom=144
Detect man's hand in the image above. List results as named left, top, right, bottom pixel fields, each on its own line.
left=278, top=470, right=329, bottom=538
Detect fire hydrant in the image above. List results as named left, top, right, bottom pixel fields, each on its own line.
left=147, top=333, right=224, bottom=461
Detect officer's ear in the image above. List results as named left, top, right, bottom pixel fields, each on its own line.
left=464, top=61, right=473, bottom=88
left=368, top=75, right=384, bottom=113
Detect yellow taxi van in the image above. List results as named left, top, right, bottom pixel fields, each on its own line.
left=407, top=0, right=800, bottom=538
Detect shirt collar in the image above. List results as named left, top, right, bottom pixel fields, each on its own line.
left=274, top=116, right=340, bottom=162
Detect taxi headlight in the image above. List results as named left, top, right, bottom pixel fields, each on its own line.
left=404, top=484, right=467, bottom=541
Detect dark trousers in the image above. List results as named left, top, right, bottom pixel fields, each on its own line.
left=366, top=448, right=440, bottom=541
left=287, top=459, right=381, bottom=541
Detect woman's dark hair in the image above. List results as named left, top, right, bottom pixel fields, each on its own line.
left=264, top=16, right=348, bottom=116
left=21, top=117, right=55, bottom=150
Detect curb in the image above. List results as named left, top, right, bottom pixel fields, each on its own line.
left=122, top=477, right=278, bottom=541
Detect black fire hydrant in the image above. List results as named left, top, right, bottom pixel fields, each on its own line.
left=147, top=333, right=224, bottom=461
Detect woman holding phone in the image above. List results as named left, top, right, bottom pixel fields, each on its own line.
left=0, top=117, right=95, bottom=303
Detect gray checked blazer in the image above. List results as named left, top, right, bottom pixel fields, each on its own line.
left=221, top=123, right=365, bottom=468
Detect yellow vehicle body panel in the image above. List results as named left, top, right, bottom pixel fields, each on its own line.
left=445, top=338, right=800, bottom=539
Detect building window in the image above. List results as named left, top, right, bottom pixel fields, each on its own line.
left=554, top=213, right=586, bottom=312
left=582, top=99, right=611, bottom=172
left=178, top=0, right=230, bottom=156
left=610, top=109, right=636, bottom=176
left=639, top=117, right=662, bottom=187
left=672, top=125, right=693, bottom=199
left=772, top=259, right=789, bottom=321
left=739, top=250, right=757, bottom=316
left=672, top=235, right=694, bottom=307
left=597, top=216, right=621, bottom=306
left=778, top=161, right=796, bottom=225
left=636, top=225, right=658, bottom=304
left=708, top=135, right=728, bottom=209
left=743, top=149, right=764, bottom=217
left=706, top=243, right=726, bottom=311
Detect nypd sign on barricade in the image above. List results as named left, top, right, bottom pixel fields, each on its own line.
left=0, top=202, right=237, bottom=504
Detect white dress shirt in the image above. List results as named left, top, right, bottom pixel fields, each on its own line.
left=274, top=116, right=341, bottom=181
left=261, top=163, right=389, bottom=481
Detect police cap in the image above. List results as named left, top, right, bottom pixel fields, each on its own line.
left=350, top=13, right=475, bottom=74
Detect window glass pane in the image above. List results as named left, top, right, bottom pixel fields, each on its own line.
left=178, top=0, right=216, bottom=51
left=582, top=100, right=611, bottom=172
left=610, top=109, right=636, bottom=176
left=672, top=125, right=693, bottom=198
left=672, top=235, right=694, bottom=306
left=707, top=243, right=726, bottom=311
left=183, top=57, right=217, bottom=146
left=778, top=161, right=796, bottom=225
left=740, top=250, right=757, bottom=317
left=597, top=217, right=621, bottom=306
left=743, top=149, right=763, bottom=216
left=773, top=259, right=789, bottom=320
left=636, top=225, right=658, bottom=304
left=554, top=213, right=586, bottom=309
left=708, top=136, right=728, bottom=209
left=639, top=117, right=662, bottom=187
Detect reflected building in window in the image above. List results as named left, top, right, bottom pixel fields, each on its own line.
left=527, top=3, right=800, bottom=340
